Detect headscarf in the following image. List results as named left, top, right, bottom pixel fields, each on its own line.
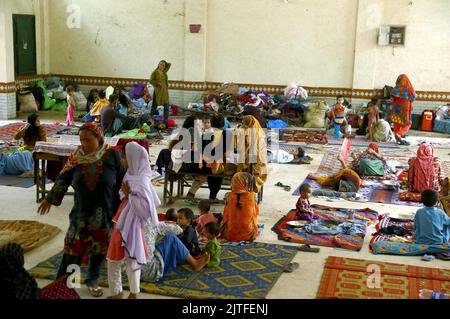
left=0, top=243, right=40, bottom=299
left=393, top=74, right=416, bottom=101
left=117, top=142, right=160, bottom=268
left=62, top=123, right=108, bottom=173
left=236, top=115, right=268, bottom=166
left=410, top=142, right=436, bottom=193
left=231, top=172, right=252, bottom=194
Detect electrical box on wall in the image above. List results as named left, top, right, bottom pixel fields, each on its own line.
left=378, top=26, right=406, bottom=46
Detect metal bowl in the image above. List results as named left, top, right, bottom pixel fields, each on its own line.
left=287, top=220, right=308, bottom=228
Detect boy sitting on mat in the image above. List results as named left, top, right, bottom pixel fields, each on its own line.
left=414, top=189, right=450, bottom=260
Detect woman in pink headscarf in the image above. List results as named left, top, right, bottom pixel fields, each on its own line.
left=407, top=142, right=444, bottom=194
left=107, top=142, right=160, bottom=299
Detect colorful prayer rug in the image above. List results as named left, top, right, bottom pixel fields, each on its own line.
left=279, top=129, right=328, bottom=145
left=316, top=256, right=450, bottom=299
left=29, top=242, right=297, bottom=299
left=293, top=178, right=422, bottom=207
left=0, top=220, right=61, bottom=252
left=272, top=206, right=379, bottom=251
left=315, top=150, right=413, bottom=175
left=0, top=122, right=64, bottom=142
left=292, top=150, right=421, bottom=207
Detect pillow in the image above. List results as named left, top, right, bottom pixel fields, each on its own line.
left=40, top=275, right=81, bottom=300
left=18, top=92, right=38, bottom=113
left=74, top=92, right=87, bottom=111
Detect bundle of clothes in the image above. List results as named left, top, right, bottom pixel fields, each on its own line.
left=18, top=77, right=86, bottom=113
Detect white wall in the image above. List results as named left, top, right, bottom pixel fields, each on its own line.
left=206, top=0, right=359, bottom=87
left=2, top=0, right=446, bottom=92
left=353, top=0, right=450, bottom=91
left=48, top=0, right=186, bottom=80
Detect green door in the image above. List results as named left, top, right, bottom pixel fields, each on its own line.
left=13, top=14, right=37, bottom=76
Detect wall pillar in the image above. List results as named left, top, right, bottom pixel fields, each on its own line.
left=0, top=0, right=17, bottom=120
left=179, top=0, right=208, bottom=105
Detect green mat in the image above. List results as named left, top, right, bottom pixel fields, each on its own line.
left=29, top=242, right=297, bottom=299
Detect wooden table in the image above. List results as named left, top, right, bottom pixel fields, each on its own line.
left=33, top=142, right=77, bottom=203
left=33, top=152, right=74, bottom=203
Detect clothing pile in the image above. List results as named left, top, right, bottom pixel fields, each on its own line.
left=237, top=90, right=274, bottom=109
left=22, top=78, right=86, bottom=113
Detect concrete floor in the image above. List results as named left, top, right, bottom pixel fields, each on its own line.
left=1, top=112, right=449, bottom=299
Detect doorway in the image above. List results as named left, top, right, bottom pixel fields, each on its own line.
left=13, top=14, right=37, bottom=76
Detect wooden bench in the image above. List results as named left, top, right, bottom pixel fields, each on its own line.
left=162, top=170, right=263, bottom=206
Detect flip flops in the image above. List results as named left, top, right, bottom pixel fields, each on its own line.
left=399, top=139, right=410, bottom=146
left=436, top=253, right=450, bottom=261
left=87, top=284, right=104, bottom=298
left=297, top=244, right=320, bottom=253
left=283, top=262, right=299, bottom=273
left=184, top=198, right=199, bottom=206
left=422, top=254, right=435, bottom=262
left=275, top=182, right=291, bottom=192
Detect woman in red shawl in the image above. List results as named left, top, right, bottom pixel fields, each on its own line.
left=391, top=74, right=416, bottom=144
left=408, top=142, right=444, bottom=194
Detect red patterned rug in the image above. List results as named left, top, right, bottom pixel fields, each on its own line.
left=279, top=129, right=328, bottom=145
left=317, top=256, right=450, bottom=299
left=0, top=122, right=64, bottom=142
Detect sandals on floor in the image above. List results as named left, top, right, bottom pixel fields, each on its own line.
left=422, top=254, right=435, bottom=262
left=87, top=284, right=103, bottom=298
left=184, top=198, right=199, bottom=206
left=275, top=182, right=291, bottom=192
left=297, top=244, right=320, bottom=253
left=435, top=253, right=450, bottom=261
left=283, top=262, right=299, bottom=273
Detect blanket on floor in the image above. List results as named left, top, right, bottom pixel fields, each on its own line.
left=293, top=151, right=421, bottom=207
left=370, top=215, right=450, bottom=255
left=295, top=178, right=422, bottom=207
left=272, top=205, right=379, bottom=251
left=317, top=256, right=450, bottom=299
left=29, top=242, right=297, bottom=299
left=0, top=122, right=64, bottom=141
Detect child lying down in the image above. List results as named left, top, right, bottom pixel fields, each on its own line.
left=267, top=147, right=312, bottom=164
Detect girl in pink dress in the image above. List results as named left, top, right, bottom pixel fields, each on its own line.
left=66, top=86, right=75, bottom=126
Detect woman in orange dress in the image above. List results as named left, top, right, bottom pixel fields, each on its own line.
left=222, top=172, right=259, bottom=242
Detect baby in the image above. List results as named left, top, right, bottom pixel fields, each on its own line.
left=203, top=222, right=222, bottom=268
left=295, top=184, right=320, bottom=221
left=196, top=200, right=218, bottom=238
left=165, top=208, right=178, bottom=223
